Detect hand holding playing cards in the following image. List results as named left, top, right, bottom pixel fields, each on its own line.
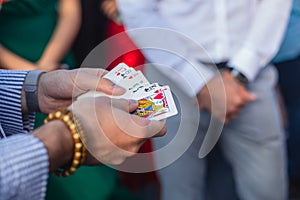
left=69, top=96, right=167, bottom=165
left=37, top=68, right=125, bottom=114
left=197, top=71, right=256, bottom=123
left=79, top=63, right=178, bottom=120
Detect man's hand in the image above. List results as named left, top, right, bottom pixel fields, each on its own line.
left=70, top=96, right=167, bottom=165
left=38, top=68, right=125, bottom=114
left=197, top=70, right=256, bottom=123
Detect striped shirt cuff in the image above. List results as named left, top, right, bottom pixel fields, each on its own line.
left=0, top=70, right=35, bottom=136
left=0, top=134, right=49, bottom=200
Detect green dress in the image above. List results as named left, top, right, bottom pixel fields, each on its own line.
left=0, top=1, right=138, bottom=199
left=0, top=0, right=74, bottom=66
left=0, top=0, right=75, bottom=127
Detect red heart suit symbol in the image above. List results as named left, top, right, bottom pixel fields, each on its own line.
left=154, top=93, right=164, bottom=99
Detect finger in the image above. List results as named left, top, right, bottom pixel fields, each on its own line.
left=102, top=2, right=115, bottom=16
left=245, top=91, right=256, bottom=101
left=128, top=99, right=139, bottom=112
left=94, top=69, right=108, bottom=77
left=128, top=115, right=167, bottom=138
left=93, top=70, right=123, bottom=94
left=101, top=1, right=109, bottom=11
left=150, top=120, right=167, bottom=137
left=111, top=98, right=139, bottom=112
left=78, top=68, right=125, bottom=95
left=98, top=78, right=125, bottom=95
left=226, top=112, right=238, bottom=121
left=105, top=2, right=114, bottom=12
left=105, top=107, right=166, bottom=140
left=213, top=112, right=227, bottom=124
left=241, top=90, right=256, bottom=102
left=238, top=85, right=256, bottom=102
left=69, top=68, right=116, bottom=97
left=106, top=4, right=118, bottom=17
left=107, top=10, right=117, bottom=20
left=227, top=102, right=243, bottom=116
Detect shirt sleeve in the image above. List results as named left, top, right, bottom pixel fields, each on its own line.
left=0, top=134, right=49, bottom=200
left=0, top=70, right=35, bottom=136
left=116, top=0, right=215, bottom=97
left=228, top=0, right=292, bottom=81
left=272, top=0, right=300, bottom=63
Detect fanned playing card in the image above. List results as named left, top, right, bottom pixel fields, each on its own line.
left=132, top=86, right=178, bottom=120
left=78, top=63, right=178, bottom=120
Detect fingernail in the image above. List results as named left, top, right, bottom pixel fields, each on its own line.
left=250, top=93, right=257, bottom=99
left=113, top=84, right=126, bottom=92
left=129, top=99, right=138, bottom=106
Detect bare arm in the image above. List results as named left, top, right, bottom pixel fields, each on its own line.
left=38, top=0, right=81, bottom=71
left=32, top=120, right=73, bottom=171
left=0, top=45, right=37, bottom=70
left=0, top=0, right=81, bottom=71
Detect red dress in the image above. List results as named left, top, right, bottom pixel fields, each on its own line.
left=106, top=19, right=160, bottom=198
left=106, top=20, right=145, bottom=71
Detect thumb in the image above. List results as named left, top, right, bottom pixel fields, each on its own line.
left=111, top=98, right=139, bottom=112
left=92, top=68, right=126, bottom=95
left=241, top=89, right=256, bottom=102
left=98, top=78, right=126, bottom=96
left=72, top=68, right=125, bottom=96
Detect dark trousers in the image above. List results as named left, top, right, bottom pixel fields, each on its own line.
left=275, top=55, right=300, bottom=179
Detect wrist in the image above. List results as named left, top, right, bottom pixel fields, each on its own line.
left=23, top=70, right=46, bottom=112
left=44, top=109, right=86, bottom=176
left=225, top=66, right=249, bottom=85
left=33, top=120, right=73, bottom=172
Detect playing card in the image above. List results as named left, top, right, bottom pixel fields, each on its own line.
left=103, top=62, right=135, bottom=83
left=118, top=70, right=150, bottom=98
left=78, top=63, right=136, bottom=99
left=78, top=63, right=178, bottom=120
left=132, top=86, right=178, bottom=120
left=126, top=71, right=150, bottom=92
left=131, top=83, right=160, bottom=99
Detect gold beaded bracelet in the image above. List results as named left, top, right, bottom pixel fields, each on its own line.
left=44, top=109, right=86, bottom=177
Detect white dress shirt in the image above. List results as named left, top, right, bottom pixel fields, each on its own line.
left=117, top=0, right=292, bottom=97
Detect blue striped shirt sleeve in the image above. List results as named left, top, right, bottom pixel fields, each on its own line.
left=0, top=70, right=35, bottom=136
left=0, top=134, right=49, bottom=200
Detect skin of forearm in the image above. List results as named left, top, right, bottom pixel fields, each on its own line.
left=38, top=0, right=81, bottom=65
left=0, top=45, right=37, bottom=70
left=32, top=120, right=73, bottom=172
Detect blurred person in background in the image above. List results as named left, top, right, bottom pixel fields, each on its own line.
left=117, top=0, right=292, bottom=200
left=0, top=0, right=81, bottom=71
left=100, top=0, right=145, bottom=70
left=0, top=0, right=81, bottom=127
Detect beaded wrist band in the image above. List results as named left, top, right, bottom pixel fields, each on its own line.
left=44, top=109, right=86, bottom=177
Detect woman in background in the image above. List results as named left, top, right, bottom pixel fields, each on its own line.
left=0, top=0, right=81, bottom=71
left=0, top=0, right=81, bottom=137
